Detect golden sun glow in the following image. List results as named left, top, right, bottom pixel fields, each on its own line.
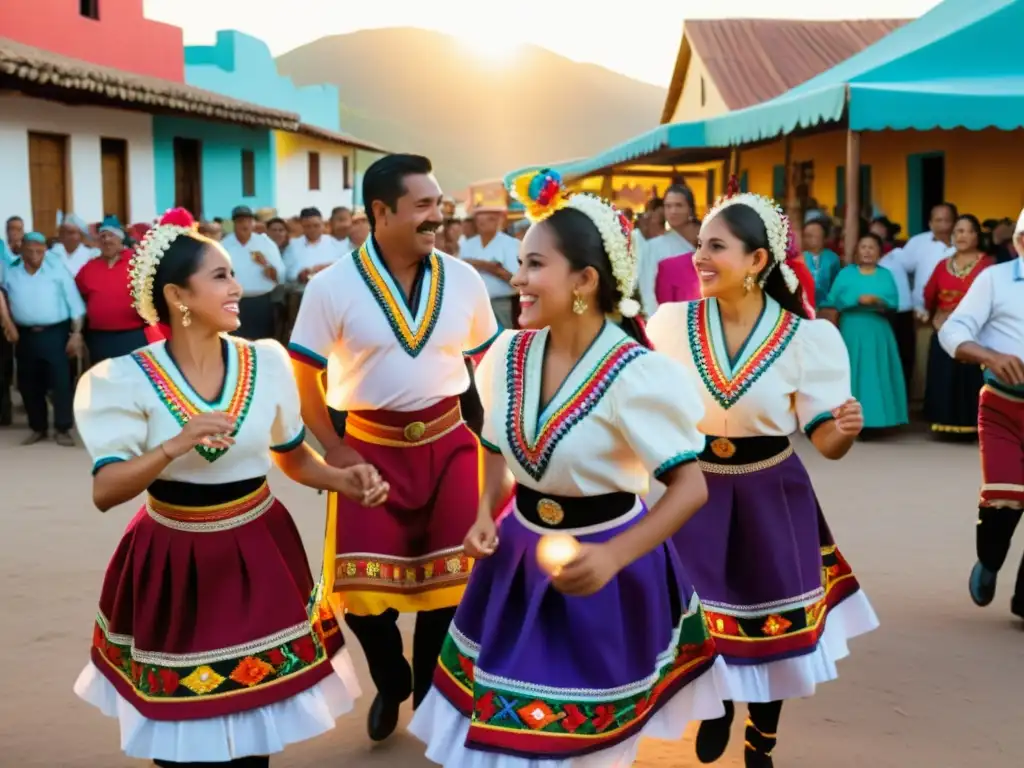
left=456, top=26, right=524, bottom=61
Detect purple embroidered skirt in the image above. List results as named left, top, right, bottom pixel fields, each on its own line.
left=410, top=489, right=725, bottom=764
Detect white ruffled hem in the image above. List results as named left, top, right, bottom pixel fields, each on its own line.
left=711, top=590, right=879, bottom=703
left=74, top=649, right=362, bottom=761
left=408, top=657, right=729, bottom=768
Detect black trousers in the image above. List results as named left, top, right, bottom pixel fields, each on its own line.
left=889, top=310, right=916, bottom=398
left=15, top=321, right=73, bottom=433
left=0, top=331, right=12, bottom=424
left=345, top=606, right=456, bottom=707
left=85, top=327, right=148, bottom=366
left=233, top=293, right=276, bottom=340
left=977, top=506, right=1024, bottom=610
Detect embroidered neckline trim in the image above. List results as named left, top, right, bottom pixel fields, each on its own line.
left=688, top=300, right=800, bottom=410
left=132, top=338, right=257, bottom=462
left=504, top=330, right=646, bottom=481
left=354, top=244, right=444, bottom=358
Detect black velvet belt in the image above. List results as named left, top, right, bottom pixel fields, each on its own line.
left=148, top=476, right=266, bottom=506
left=516, top=485, right=636, bottom=530
left=698, top=435, right=791, bottom=465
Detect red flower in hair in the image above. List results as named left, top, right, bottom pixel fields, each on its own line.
left=159, top=208, right=196, bottom=228
left=725, top=174, right=740, bottom=198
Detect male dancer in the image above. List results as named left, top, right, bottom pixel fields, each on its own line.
left=939, top=206, right=1024, bottom=618
left=289, top=154, right=500, bottom=741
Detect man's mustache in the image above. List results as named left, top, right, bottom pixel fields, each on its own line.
left=417, top=221, right=442, bottom=233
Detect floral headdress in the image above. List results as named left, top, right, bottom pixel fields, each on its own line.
left=508, top=169, right=640, bottom=318
left=705, top=176, right=801, bottom=294
left=129, top=208, right=199, bottom=326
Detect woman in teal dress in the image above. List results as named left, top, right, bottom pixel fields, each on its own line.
left=803, top=218, right=841, bottom=308
left=823, top=233, right=908, bottom=430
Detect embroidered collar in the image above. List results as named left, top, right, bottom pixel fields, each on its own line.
left=355, top=239, right=444, bottom=357
left=132, top=337, right=257, bottom=462
left=688, top=297, right=800, bottom=410
left=504, top=324, right=647, bottom=481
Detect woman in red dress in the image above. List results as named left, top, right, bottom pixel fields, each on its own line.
left=922, top=214, right=995, bottom=436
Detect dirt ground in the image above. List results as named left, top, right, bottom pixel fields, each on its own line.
left=1, top=416, right=1021, bottom=767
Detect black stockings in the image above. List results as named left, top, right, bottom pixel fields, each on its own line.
left=695, top=699, right=783, bottom=764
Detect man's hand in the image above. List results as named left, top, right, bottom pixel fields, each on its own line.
left=1, top=321, right=17, bottom=344
left=66, top=331, right=84, bottom=358
left=986, top=352, right=1024, bottom=387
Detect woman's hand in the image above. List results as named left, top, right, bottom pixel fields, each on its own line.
left=163, top=412, right=237, bottom=458
left=334, top=463, right=389, bottom=506
left=464, top=515, right=499, bottom=559
left=858, top=294, right=880, bottom=306
left=832, top=398, right=864, bottom=436
left=324, top=443, right=365, bottom=470
left=550, top=543, right=621, bottom=597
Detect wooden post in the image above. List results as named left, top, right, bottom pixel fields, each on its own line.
left=843, top=130, right=861, bottom=264
left=600, top=174, right=615, bottom=200
left=783, top=135, right=802, bottom=252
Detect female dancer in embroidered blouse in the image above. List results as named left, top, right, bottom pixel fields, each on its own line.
left=72, top=209, right=387, bottom=767
left=648, top=194, right=879, bottom=768
left=410, top=170, right=725, bottom=767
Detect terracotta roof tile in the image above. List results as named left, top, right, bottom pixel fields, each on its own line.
left=662, top=19, right=909, bottom=122
left=0, top=36, right=300, bottom=130
left=295, top=123, right=386, bottom=153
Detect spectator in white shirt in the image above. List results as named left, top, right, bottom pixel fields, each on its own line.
left=939, top=206, right=1024, bottom=618
left=639, top=186, right=695, bottom=317
left=879, top=247, right=915, bottom=395
left=221, top=205, right=285, bottom=339
left=461, top=206, right=520, bottom=329
left=349, top=208, right=370, bottom=250
left=49, top=214, right=98, bottom=277
left=886, top=202, right=957, bottom=399
left=284, top=207, right=343, bottom=283
left=331, top=206, right=353, bottom=252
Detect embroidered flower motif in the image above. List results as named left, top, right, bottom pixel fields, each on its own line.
left=105, top=644, right=123, bottom=668
left=560, top=703, right=588, bottom=733
left=131, top=661, right=144, bottom=684
left=230, top=656, right=275, bottom=687
left=180, top=665, right=226, bottom=695
left=591, top=703, right=617, bottom=732
left=476, top=690, right=498, bottom=722
left=405, top=567, right=418, bottom=583
left=424, top=562, right=435, bottom=579
left=264, top=648, right=287, bottom=668
left=291, top=635, right=318, bottom=664
left=518, top=700, right=562, bottom=730
left=445, top=557, right=462, bottom=574
left=762, top=614, right=793, bottom=637
left=158, top=668, right=180, bottom=694
left=457, top=654, right=475, bottom=684
left=634, top=695, right=651, bottom=719
left=365, top=561, right=381, bottom=578
left=344, top=561, right=357, bottom=577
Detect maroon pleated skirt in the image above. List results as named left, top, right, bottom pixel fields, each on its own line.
left=88, top=477, right=344, bottom=721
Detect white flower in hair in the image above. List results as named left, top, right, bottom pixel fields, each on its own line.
left=129, top=208, right=200, bottom=326
left=705, top=192, right=791, bottom=287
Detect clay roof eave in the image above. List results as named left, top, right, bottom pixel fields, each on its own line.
left=294, top=123, right=386, bottom=153
left=0, top=37, right=300, bottom=131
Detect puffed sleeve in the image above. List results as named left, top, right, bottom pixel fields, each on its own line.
left=73, top=356, right=149, bottom=475
left=645, top=301, right=690, bottom=360
left=463, top=266, right=502, bottom=356
left=795, top=319, right=852, bottom=436
left=288, top=268, right=340, bottom=370
left=255, top=339, right=307, bottom=453
left=473, top=330, right=516, bottom=454
left=613, top=350, right=706, bottom=480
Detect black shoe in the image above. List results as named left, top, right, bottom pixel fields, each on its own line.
left=1011, top=595, right=1024, bottom=621
left=744, top=716, right=776, bottom=767
left=367, top=693, right=403, bottom=742
left=969, top=561, right=997, bottom=607
left=695, top=700, right=734, bottom=763
left=744, top=748, right=774, bottom=768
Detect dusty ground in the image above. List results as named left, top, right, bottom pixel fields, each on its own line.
left=1, top=415, right=1021, bottom=767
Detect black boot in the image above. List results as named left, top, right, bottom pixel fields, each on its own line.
left=695, top=700, right=734, bottom=763
left=744, top=701, right=782, bottom=768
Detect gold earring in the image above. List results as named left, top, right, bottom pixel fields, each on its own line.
left=178, top=304, right=192, bottom=327
left=572, top=291, right=588, bottom=315
left=743, top=273, right=756, bottom=294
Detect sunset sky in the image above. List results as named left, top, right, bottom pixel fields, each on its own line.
left=144, top=0, right=941, bottom=87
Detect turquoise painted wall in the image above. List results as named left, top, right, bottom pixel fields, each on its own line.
left=153, top=117, right=275, bottom=218
left=184, top=31, right=340, bottom=130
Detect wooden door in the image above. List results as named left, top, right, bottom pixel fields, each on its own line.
left=28, top=132, right=68, bottom=238
left=173, top=137, right=203, bottom=217
left=101, top=138, right=129, bottom=223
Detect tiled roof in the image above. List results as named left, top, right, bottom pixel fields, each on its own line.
left=295, top=123, right=386, bottom=153
left=0, top=37, right=300, bottom=130
left=661, top=19, right=909, bottom=123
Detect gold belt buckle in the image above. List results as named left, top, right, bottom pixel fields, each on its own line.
left=710, top=437, right=736, bottom=459
left=403, top=421, right=427, bottom=442
left=537, top=498, right=565, bottom=525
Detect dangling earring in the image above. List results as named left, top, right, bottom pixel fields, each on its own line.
left=572, top=291, right=588, bottom=315
left=178, top=303, right=192, bottom=328
left=743, top=273, right=756, bottom=294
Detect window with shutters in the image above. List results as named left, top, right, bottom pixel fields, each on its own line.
left=241, top=150, right=256, bottom=197
left=308, top=152, right=321, bottom=191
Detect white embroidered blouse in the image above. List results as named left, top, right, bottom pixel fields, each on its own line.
left=288, top=239, right=499, bottom=413
left=73, top=337, right=306, bottom=483
left=475, top=322, right=706, bottom=497
left=647, top=296, right=851, bottom=438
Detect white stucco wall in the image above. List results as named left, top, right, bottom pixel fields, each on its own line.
left=274, top=132, right=353, bottom=218
left=0, top=95, right=157, bottom=231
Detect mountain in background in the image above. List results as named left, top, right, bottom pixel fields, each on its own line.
left=275, top=28, right=666, bottom=193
